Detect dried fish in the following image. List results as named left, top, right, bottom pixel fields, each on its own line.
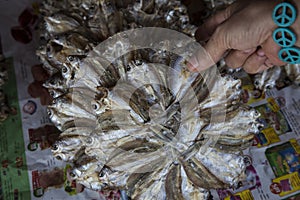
left=285, top=64, right=300, bottom=85
left=253, top=64, right=300, bottom=91
left=37, top=0, right=261, bottom=199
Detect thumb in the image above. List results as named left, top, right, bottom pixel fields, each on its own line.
left=188, top=28, right=228, bottom=72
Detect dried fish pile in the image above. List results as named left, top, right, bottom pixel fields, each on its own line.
left=37, top=0, right=197, bottom=76
left=37, top=0, right=261, bottom=199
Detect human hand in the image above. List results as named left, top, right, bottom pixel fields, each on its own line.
left=188, top=0, right=300, bottom=74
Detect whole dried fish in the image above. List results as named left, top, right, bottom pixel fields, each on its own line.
left=253, top=64, right=300, bottom=91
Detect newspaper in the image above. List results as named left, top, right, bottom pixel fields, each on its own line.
left=0, top=0, right=299, bottom=200
left=210, top=73, right=300, bottom=200
left=0, top=1, right=117, bottom=199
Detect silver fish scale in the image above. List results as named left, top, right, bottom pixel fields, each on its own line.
left=38, top=0, right=261, bottom=199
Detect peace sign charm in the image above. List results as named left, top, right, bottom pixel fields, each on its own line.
left=278, top=47, right=300, bottom=64
left=272, top=2, right=297, bottom=27
left=273, top=27, right=296, bottom=47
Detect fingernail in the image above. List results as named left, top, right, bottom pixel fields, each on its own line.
left=186, top=56, right=199, bottom=72
left=186, top=62, right=197, bottom=72
left=257, top=49, right=265, bottom=57
left=258, top=64, right=268, bottom=73
left=243, top=48, right=255, bottom=54
left=265, top=59, right=273, bottom=67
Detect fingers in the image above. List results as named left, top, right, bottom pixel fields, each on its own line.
left=188, top=46, right=276, bottom=74
left=257, top=64, right=269, bottom=73
left=243, top=49, right=267, bottom=74
left=256, top=59, right=274, bottom=73
left=189, top=2, right=247, bottom=72
left=195, top=2, right=241, bottom=42
left=188, top=35, right=280, bottom=73
left=265, top=59, right=274, bottom=68
left=225, top=47, right=276, bottom=73
left=261, top=37, right=286, bottom=66
left=225, top=48, right=257, bottom=68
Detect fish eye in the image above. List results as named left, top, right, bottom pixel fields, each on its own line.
left=258, top=124, right=264, bottom=131
left=52, top=144, right=58, bottom=150
left=92, top=102, right=100, bottom=110
left=92, top=104, right=97, bottom=110
left=266, top=84, right=272, bottom=90
left=134, top=59, right=143, bottom=66
left=68, top=55, right=74, bottom=62
left=50, top=79, right=55, bottom=85
left=85, top=137, right=92, bottom=144
left=89, top=4, right=96, bottom=10
left=69, top=171, right=76, bottom=177
left=49, top=90, right=57, bottom=97
left=84, top=48, right=89, bottom=53
left=126, top=65, right=131, bottom=72
left=99, top=170, right=105, bottom=177
left=56, top=155, right=62, bottom=160
left=62, top=66, right=68, bottom=74
left=102, top=183, right=108, bottom=187
left=52, top=99, right=57, bottom=104
left=47, top=109, right=52, bottom=116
